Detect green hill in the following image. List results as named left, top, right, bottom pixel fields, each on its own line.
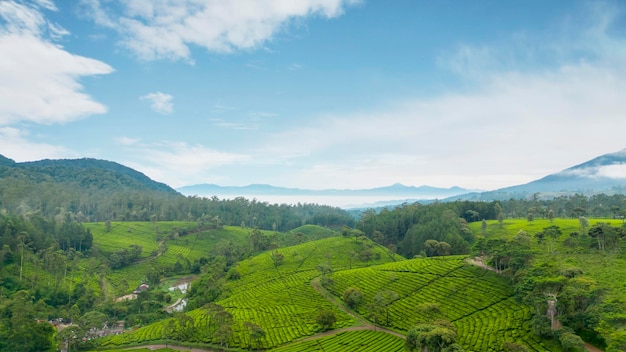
left=0, top=155, right=180, bottom=221
left=0, top=155, right=355, bottom=230
left=327, top=255, right=554, bottom=351
left=469, top=218, right=626, bottom=351
left=270, top=330, right=406, bottom=352
left=101, top=236, right=403, bottom=350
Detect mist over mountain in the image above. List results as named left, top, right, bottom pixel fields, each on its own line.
left=449, top=148, right=626, bottom=201
left=177, top=183, right=477, bottom=202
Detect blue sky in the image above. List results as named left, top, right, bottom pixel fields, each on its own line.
left=2, top=0, right=626, bottom=191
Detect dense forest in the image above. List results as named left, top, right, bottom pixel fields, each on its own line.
left=0, top=155, right=354, bottom=230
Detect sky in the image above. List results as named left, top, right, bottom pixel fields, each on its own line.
left=2, top=0, right=626, bottom=192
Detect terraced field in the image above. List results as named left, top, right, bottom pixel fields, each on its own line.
left=101, top=236, right=403, bottom=349
left=270, top=330, right=405, bottom=352
left=328, top=256, right=553, bottom=351
left=86, top=222, right=264, bottom=294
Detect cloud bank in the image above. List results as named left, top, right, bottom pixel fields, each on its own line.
left=116, top=138, right=250, bottom=187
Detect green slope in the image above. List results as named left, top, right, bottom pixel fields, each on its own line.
left=469, top=218, right=626, bottom=350
left=101, top=236, right=404, bottom=349
left=327, top=256, right=557, bottom=351
left=270, top=330, right=405, bottom=352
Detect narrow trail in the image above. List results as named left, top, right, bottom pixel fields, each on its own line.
left=99, top=275, right=111, bottom=301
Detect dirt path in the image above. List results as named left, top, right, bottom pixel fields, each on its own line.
left=164, top=297, right=184, bottom=313
left=584, top=342, right=604, bottom=352
left=465, top=257, right=498, bottom=273
left=99, top=276, right=111, bottom=301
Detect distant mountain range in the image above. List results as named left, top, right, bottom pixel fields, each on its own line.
left=177, top=183, right=478, bottom=200
left=447, top=148, right=626, bottom=201
left=2, top=147, right=626, bottom=213
left=179, top=148, right=626, bottom=207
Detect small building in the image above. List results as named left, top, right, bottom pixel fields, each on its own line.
left=132, top=283, right=149, bottom=294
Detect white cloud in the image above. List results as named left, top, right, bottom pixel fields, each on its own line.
left=33, top=0, right=57, bottom=11
left=115, top=139, right=250, bottom=187
left=0, top=127, right=73, bottom=161
left=257, top=20, right=626, bottom=190
left=596, top=165, right=626, bottom=179
left=246, top=3, right=626, bottom=190
left=0, top=1, right=113, bottom=125
left=82, top=0, right=360, bottom=61
left=210, top=119, right=253, bottom=130
left=141, top=92, right=174, bottom=114
left=115, top=136, right=141, bottom=146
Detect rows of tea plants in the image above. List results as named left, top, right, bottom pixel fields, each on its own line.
left=87, top=221, right=165, bottom=257
left=103, top=236, right=402, bottom=349
left=328, top=256, right=548, bottom=351
left=213, top=237, right=401, bottom=348
left=90, top=224, right=258, bottom=295
left=270, top=330, right=406, bottom=352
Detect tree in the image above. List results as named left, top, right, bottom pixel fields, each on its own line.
left=497, top=212, right=504, bottom=228
left=372, top=230, right=385, bottom=244
left=79, top=310, right=108, bottom=331
left=464, top=210, right=480, bottom=222
left=214, top=324, right=233, bottom=348
left=244, top=321, right=265, bottom=350
left=481, top=219, right=488, bottom=236
left=56, top=325, right=82, bottom=352
left=559, top=331, right=585, bottom=352
left=578, top=216, right=589, bottom=234
left=343, top=287, right=364, bottom=309
left=405, top=321, right=459, bottom=352
left=436, top=241, right=451, bottom=256
left=165, top=313, right=196, bottom=341
left=588, top=222, right=623, bottom=252
left=543, top=225, right=562, bottom=253
left=271, top=251, right=284, bottom=267
left=548, top=209, right=555, bottom=222
left=424, top=239, right=439, bottom=257
left=371, top=290, right=399, bottom=326
left=316, top=310, right=336, bottom=331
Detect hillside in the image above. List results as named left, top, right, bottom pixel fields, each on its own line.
left=468, top=218, right=626, bottom=351
left=327, top=256, right=554, bottom=351
left=101, top=236, right=403, bottom=350
left=0, top=155, right=355, bottom=229
left=0, top=155, right=180, bottom=220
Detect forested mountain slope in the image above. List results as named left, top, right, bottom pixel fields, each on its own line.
left=0, top=155, right=354, bottom=229
left=0, top=155, right=179, bottom=221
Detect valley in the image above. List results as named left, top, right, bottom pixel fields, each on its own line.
left=2, top=154, right=626, bottom=351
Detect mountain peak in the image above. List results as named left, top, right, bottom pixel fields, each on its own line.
left=0, top=154, right=16, bottom=166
